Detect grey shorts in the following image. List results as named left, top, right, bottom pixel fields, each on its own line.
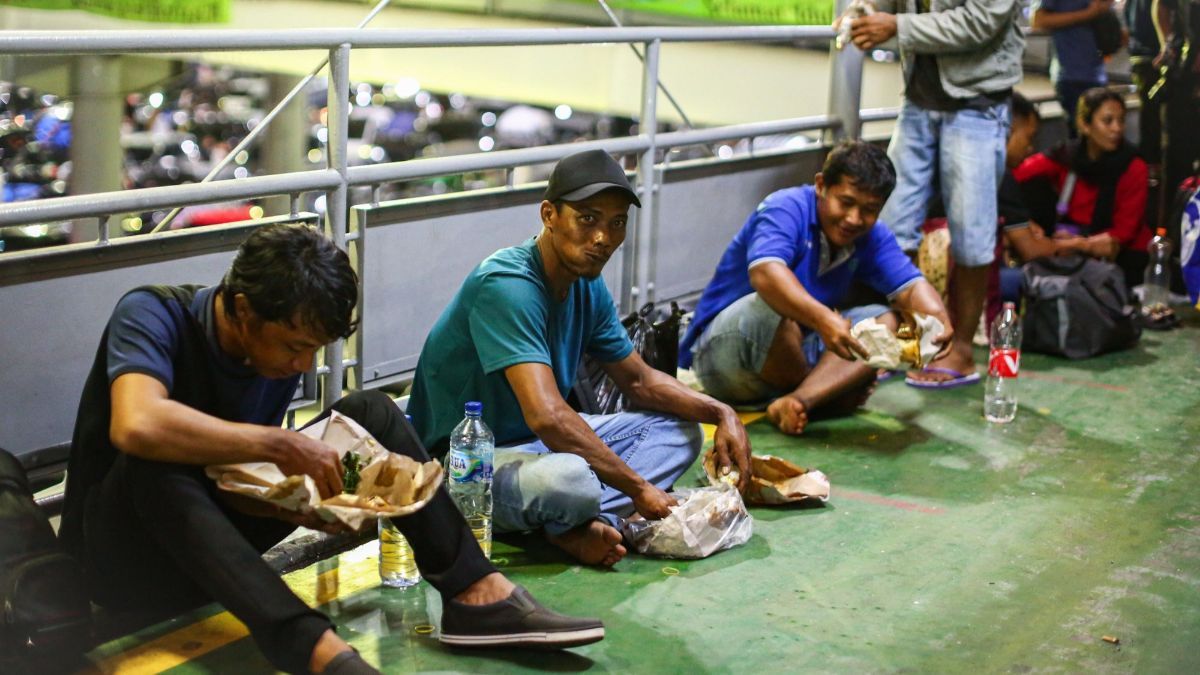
left=691, top=293, right=889, bottom=406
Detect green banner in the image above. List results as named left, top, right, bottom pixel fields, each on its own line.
left=577, top=0, right=833, bottom=25
left=0, top=0, right=230, bottom=23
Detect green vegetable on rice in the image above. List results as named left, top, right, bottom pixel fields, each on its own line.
left=341, top=452, right=362, bottom=494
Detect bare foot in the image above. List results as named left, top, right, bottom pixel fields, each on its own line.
left=547, top=520, right=626, bottom=567
left=767, top=396, right=808, bottom=435
left=906, top=341, right=977, bottom=384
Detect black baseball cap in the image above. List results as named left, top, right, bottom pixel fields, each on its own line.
left=543, top=149, right=641, bottom=208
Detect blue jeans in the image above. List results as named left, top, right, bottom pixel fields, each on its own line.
left=691, top=292, right=889, bottom=405
left=492, top=412, right=703, bottom=535
left=880, top=100, right=1009, bottom=267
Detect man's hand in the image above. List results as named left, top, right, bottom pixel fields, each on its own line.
left=711, top=409, right=752, bottom=493
left=850, top=12, right=898, bottom=51
left=927, top=312, right=955, bottom=361
left=632, top=483, right=678, bottom=520
left=817, top=311, right=870, bottom=362
left=1088, top=0, right=1114, bottom=19
left=268, top=429, right=344, bottom=499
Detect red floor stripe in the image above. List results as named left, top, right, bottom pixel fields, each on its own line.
left=837, top=489, right=946, bottom=515
left=1021, top=371, right=1130, bottom=392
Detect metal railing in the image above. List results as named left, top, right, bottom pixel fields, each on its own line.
left=0, top=21, right=864, bottom=415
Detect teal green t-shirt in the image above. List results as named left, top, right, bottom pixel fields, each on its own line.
left=409, top=238, right=633, bottom=453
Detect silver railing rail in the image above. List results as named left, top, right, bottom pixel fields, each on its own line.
left=0, top=21, right=857, bottom=412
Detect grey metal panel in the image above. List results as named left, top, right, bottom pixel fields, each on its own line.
left=0, top=215, right=317, bottom=457
left=354, top=186, right=624, bottom=386
left=652, top=148, right=826, bottom=303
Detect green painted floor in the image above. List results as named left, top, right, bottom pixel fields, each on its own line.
left=90, top=311, right=1200, bottom=674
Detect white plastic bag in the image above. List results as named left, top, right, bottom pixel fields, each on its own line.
left=621, top=486, right=753, bottom=559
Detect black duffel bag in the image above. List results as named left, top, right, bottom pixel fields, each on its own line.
left=569, top=302, right=686, bottom=415
left=1, top=448, right=93, bottom=672
left=1021, top=255, right=1141, bottom=359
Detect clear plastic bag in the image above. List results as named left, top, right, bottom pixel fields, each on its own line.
left=621, top=486, right=753, bottom=559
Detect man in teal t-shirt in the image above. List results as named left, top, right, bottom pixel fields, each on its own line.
left=410, top=150, right=751, bottom=567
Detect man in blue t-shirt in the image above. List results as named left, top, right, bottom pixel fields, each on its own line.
left=61, top=225, right=605, bottom=674
left=410, top=150, right=751, bottom=568
left=679, top=142, right=952, bottom=435
left=1032, top=0, right=1112, bottom=135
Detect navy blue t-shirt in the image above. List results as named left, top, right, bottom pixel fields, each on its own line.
left=1037, top=0, right=1108, bottom=84
left=106, top=286, right=297, bottom=426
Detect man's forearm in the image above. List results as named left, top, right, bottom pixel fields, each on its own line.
left=893, top=279, right=948, bottom=318
left=751, top=262, right=836, bottom=332
left=533, top=408, right=649, bottom=496
left=113, top=396, right=280, bottom=466
left=623, top=367, right=735, bottom=427
left=1031, top=7, right=1097, bottom=31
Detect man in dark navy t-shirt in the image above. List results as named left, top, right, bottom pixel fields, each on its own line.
left=60, top=224, right=604, bottom=674
left=680, top=142, right=952, bottom=435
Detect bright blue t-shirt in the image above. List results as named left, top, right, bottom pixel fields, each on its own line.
left=107, top=286, right=298, bottom=426
left=409, top=238, right=634, bottom=452
left=678, top=185, right=922, bottom=369
left=1037, top=0, right=1108, bottom=84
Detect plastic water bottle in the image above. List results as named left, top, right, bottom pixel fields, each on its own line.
left=447, top=401, right=494, bottom=559
left=378, top=518, right=420, bottom=588
left=1142, top=228, right=1173, bottom=310
left=379, top=414, right=420, bottom=588
left=985, top=302, right=1022, bottom=424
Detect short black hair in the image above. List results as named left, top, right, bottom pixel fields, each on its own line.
left=821, top=140, right=896, bottom=201
left=1077, top=87, right=1125, bottom=124
left=1010, top=91, right=1040, bottom=123
left=220, top=223, right=359, bottom=340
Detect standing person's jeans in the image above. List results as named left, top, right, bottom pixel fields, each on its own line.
left=491, top=412, right=703, bottom=535
left=880, top=100, right=1010, bottom=268
left=80, top=390, right=495, bottom=674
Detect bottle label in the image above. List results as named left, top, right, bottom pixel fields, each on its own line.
left=447, top=451, right=492, bottom=483
left=988, top=348, right=1020, bottom=378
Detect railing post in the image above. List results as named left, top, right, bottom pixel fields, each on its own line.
left=626, top=38, right=661, bottom=313
left=827, top=0, right=864, bottom=142
left=323, top=42, right=351, bottom=408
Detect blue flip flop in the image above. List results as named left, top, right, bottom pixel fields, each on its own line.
left=905, top=367, right=981, bottom=389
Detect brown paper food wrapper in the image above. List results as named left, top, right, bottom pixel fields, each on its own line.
left=703, top=450, right=830, bottom=505
left=206, top=411, right=442, bottom=530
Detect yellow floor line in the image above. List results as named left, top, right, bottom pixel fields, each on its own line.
left=92, top=548, right=382, bottom=674
left=89, top=612, right=249, bottom=674
left=702, top=411, right=765, bottom=441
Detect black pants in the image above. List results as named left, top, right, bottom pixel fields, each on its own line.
left=81, top=390, right=495, bottom=673
left=1130, top=57, right=1164, bottom=167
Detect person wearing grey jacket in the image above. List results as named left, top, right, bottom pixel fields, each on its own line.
left=844, top=0, right=1024, bottom=389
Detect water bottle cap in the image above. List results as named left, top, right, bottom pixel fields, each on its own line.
left=464, top=401, right=482, bottom=415
left=1002, top=301, right=1016, bottom=310
left=1156, top=227, right=1167, bottom=237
